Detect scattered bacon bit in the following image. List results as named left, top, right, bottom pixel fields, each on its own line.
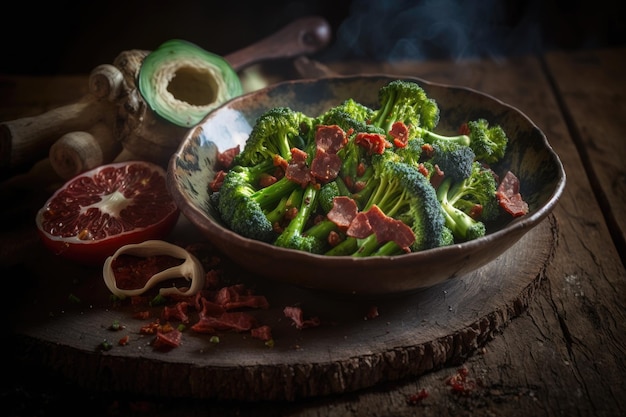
left=315, top=124, right=347, bottom=154
left=272, top=154, right=288, bottom=171
left=406, top=388, right=429, bottom=405
left=283, top=306, right=321, bottom=329
left=389, top=121, right=410, bottom=148
left=327, top=196, right=358, bottom=231
left=421, top=143, right=435, bottom=158
left=209, top=170, right=227, bottom=192
left=371, top=205, right=415, bottom=251
left=468, top=204, right=483, bottom=219
left=347, top=205, right=415, bottom=251
left=153, top=327, right=183, bottom=350
left=216, top=145, right=240, bottom=170
left=162, top=301, right=190, bottom=323
left=446, top=366, right=479, bottom=395
left=258, top=172, right=278, bottom=188
left=251, top=325, right=273, bottom=341
left=310, top=148, right=342, bottom=183
left=285, top=148, right=311, bottom=186
left=346, top=211, right=373, bottom=239
left=429, top=164, right=445, bottom=189
left=327, top=230, right=343, bottom=246
left=214, top=284, right=270, bottom=310
left=417, top=162, right=429, bottom=177
left=496, top=171, right=529, bottom=217
left=355, top=132, right=392, bottom=155
left=139, top=320, right=162, bottom=335
left=192, top=311, right=258, bottom=333
left=356, top=161, right=367, bottom=177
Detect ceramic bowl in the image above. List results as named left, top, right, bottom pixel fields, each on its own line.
left=167, top=75, right=566, bottom=296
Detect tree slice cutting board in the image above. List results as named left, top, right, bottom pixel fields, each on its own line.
left=8, top=214, right=557, bottom=401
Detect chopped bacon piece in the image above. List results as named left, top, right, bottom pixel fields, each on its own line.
left=216, top=145, right=240, bottom=170
left=153, top=328, right=183, bottom=350
left=389, top=121, right=410, bottom=148
left=310, top=148, right=342, bottom=183
left=355, top=132, right=392, bottom=155
left=496, top=171, right=529, bottom=217
left=421, top=143, right=435, bottom=158
left=315, top=124, right=347, bottom=154
left=468, top=204, right=483, bottom=219
left=272, top=154, right=288, bottom=171
left=346, top=205, right=415, bottom=251
left=285, top=148, right=311, bottom=186
left=251, top=325, right=273, bottom=341
left=346, top=211, right=373, bottom=239
left=192, top=312, right=258, bottom=333
left=327, top=196, right=358, bottom=231
left=417, top=162, right=429, bottom=177
left=209, top=170, right=227, bottom=192
left=214, top=284, right=270, bottom=310
left=429, top=164, right=445, bottom=189
left=258, top=172, right=278, bottom=188
left=364, top=205, right=415, bottom=251
left=198, top=297, right=226, bottom=318
left=327, top=230, right=343, bottom=246
left=283, top=306, right=321, bottom=329
left=162, top=301, right=190, bottom=323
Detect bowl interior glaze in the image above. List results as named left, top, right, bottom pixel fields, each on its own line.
left=167, top=75, right=565, bottom=296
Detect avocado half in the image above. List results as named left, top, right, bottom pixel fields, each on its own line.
left=138, top=39, right=243, bottom=128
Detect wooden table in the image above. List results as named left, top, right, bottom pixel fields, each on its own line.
left=1, top=47, right=625, bottom=416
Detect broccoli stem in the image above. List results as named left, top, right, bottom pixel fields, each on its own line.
left=418, top=128, right=470, bottom=147
left=437, top=177, right=486, bottom=241
left=251, top=175, right=299, bottom=209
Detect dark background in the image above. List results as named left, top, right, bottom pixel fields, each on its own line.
left=0, top=0, right=624, bottom=75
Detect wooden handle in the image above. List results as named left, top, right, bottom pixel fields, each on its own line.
left=225, top=16, right=332, bottom=71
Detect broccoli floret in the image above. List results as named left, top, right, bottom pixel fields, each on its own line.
left=445, top=161, right=500, bottom=222
left=394, top=135, right=425, bottom=166
left=370, top=80, right=471, bottom=149
left=216, top=162, right=299, bottom=242
left=429, top=141, right=476, bottom=183
left=318, top=181, right=341, bottom=214
left=323, top=98, right=375, bottom=124
left=436, top=161, right=499, bottom=241
left=274, top=183, right=325, bottom=253
left=233, top=106, right=314, bottom=167
left=371, top=79, right=440, bottom=133
left=465, top=118, right=508, bottom=164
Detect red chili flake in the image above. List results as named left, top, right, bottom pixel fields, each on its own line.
left=406, top=388, right=429, bottom=405
left=118, top=335, right=130, bottom=346
left=445, top=366, right=478, bottom=395
left=458, top=122, right=470, bottom=136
